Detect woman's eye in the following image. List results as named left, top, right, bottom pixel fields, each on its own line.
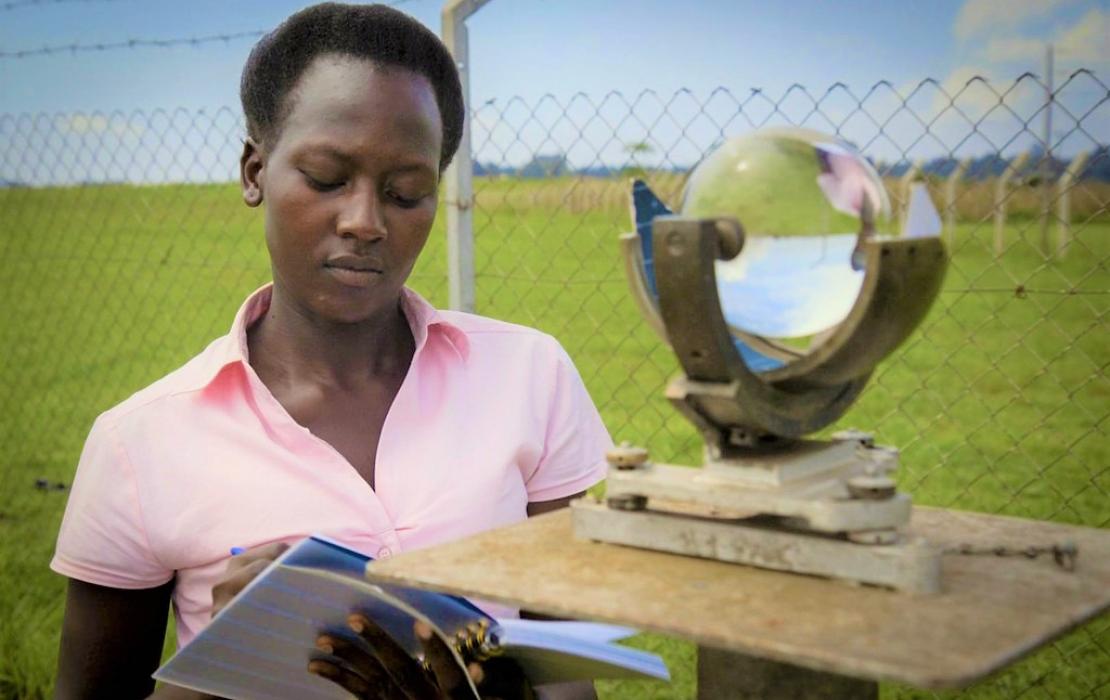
left=387, top=190, right=423, bottom=208
left=301, top=171, right=344, bottom=192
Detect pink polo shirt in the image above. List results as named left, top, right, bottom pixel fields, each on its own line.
left=51, top=285, right=611, bottom=647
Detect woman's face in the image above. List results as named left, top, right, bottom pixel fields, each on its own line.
left=240, top=56, right=443, bottom=325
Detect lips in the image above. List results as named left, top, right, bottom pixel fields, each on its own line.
left=325, top=254, right=383, bottom=273
left=324, top=254, right=384, bottom=287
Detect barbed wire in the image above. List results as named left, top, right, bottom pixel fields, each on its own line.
left=0, top=0, right=418, bottom=58
left=1, top=0, right=122, bottom=12
left=0, top=29, right=269, bottom=58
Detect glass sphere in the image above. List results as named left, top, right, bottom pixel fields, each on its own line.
left=680, top=127, right=890, bottom=236
left=678, top=128, right=891, bottom=341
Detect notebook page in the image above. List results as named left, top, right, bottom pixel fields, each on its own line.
left=497, top=619, right=671, bottom=685
left=155, top=563, right=479, bottom=699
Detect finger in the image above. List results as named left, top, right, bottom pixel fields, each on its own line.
left=308, top=657, right=375, bottom=698
left=467, top=662, right=484, bottom=685
left=210, top=558, right=272, bottom=615
left=214, top=541, right=289, bottom=614
left=227, top=541, right=289, bottom=572
left=314, top=634, right=394, bottom=691
left=474, top=658, right=533, bottom=700
left=347, top=613, right=439, bottom=697
left=416, top=620, right=468, bottom=695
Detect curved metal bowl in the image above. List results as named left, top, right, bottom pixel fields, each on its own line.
left=622, top=215, right=947, bottom=440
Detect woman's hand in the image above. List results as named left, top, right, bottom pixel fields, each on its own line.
left=210, top=542, right=290, bottom=618
left=309, top=614, right=535, bottom=700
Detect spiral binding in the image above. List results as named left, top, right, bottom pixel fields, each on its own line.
left=419, top=618, right=501, bottom=673
left=454, top=619, right=500, bottom=661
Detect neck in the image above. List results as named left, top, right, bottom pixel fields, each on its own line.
left=247, top=286, right=415, bottom=389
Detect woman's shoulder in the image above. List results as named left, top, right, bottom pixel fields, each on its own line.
left=435, top=310, right=574, bottom=364
left=95, top=334, right=234, bottom=431
left=437, top=309, right=551, bottom=338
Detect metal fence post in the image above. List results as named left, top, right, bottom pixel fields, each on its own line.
left=1040, top=45, right=1054, bottom=258
left=898, top=160, right=922, bottom=232
left=1055, top=149, right=1090, bottom=259
left=994, top=151, right=1030, bottom=258
left=944, top=158, right=970, bottom=247
left=441, top=0, right=491, bottom=312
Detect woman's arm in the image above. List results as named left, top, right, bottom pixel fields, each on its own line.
left=525, top=491, right=584, bottom=517
left=55, top=578, right=211, bottom=700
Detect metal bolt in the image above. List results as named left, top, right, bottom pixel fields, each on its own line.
left=714, top=218, right=744, bottom=259
left=606, top=442, right=650, bottom=470
left=833, top=429, right=875, bottom=448
left=847, top=529, right=899, bottom=545
left=665, top=230, right=685, bottom=256
left=607, top=494, right=648, bottom=511
left=847, top=474, right=897, bottom=500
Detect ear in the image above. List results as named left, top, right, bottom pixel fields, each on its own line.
left=240, top=137, right=265, bottom=208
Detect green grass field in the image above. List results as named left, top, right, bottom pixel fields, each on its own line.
left=0, top=176, right=1106, bottom=699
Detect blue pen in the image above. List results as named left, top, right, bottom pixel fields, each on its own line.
left=229, top=546, right=245, bottom=556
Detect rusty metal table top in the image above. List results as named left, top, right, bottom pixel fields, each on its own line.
left=365, top=506, right=1109, bottom=689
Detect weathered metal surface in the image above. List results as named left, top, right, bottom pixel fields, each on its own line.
left=604, top=438, right=910, bottom=534
left=570, top=499, right=941, bottom=594
left=604, top=461, right=911, bottom=532
left=647, top=216, right=947, bottom=439
left=365, top=507, right=1110, bottom=690
left=651, top=217, right=872, bottom=440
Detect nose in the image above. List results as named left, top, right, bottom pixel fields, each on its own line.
left=336, top=185, right=387, bottom=241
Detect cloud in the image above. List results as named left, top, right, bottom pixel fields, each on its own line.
left=1055, top=7, right=1108, bottom=64
left=981, top=8, right=1108, bottom=66
left=935, top=5, right=1106, bottom=121
left=932, top=65, right=1006, bottom=117
left=985, top=37, right=1048, bottom=63
left=954, top=0, right=1080, bottom=40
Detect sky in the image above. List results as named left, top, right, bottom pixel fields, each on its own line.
left=1, top=0, right=1106, bottom=182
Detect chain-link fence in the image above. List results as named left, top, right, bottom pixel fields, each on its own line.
left=1, top=71, right=1107, bottom=698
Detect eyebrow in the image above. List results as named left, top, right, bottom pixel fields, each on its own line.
left=294, top=145, right=354, bottom=164
left=295, top=145, right=436, bottom=175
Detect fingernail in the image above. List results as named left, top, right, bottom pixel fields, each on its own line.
left=347, top=615, right=365, bottom=634
left=315, top=637, right=334, bottom=655
left=468, top=661, right=485, bottom=685
left=415, top=621, right=433, bottom=641
left=307, top=660, right=334, bottom=678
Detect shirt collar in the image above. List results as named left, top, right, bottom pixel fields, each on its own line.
left=399, top=286, right=471, bottom=361
left=184, top=283, right=470, bottom=392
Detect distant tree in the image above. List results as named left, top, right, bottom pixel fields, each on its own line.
left=622, top=141, right=654, bottom=178
left=519, top=154, right=567, bottom=178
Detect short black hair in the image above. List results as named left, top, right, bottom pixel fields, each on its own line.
left=240, top=2, right=464, bottom=171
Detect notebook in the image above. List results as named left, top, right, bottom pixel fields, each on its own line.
left=154, top=535, right=669, bottom=699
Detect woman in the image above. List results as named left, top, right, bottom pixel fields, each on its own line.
left=51, top=4, right=610, bottom=698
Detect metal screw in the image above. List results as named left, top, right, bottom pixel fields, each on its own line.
left=847, top=529, right=899, bottom=545
left=714, top=218, right=744, bottom=259
left=847, top=474, right=897, bottom=500
left=607, top=494, right=648, bottom=511
left=606, top=442, right=650, bottom=470
left=833, top=429, right=875, bottom=448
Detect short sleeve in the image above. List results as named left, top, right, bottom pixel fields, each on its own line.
left=523, top=340, right=613, bottom=502
left=50, top=416, right=173, bottom=589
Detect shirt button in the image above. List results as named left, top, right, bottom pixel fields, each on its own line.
left=377, top=546, right=392, bottom=559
